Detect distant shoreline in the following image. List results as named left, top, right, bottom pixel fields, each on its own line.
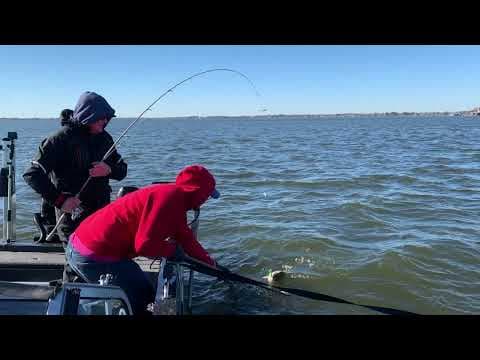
left=1, top=112, right=479, bottom=121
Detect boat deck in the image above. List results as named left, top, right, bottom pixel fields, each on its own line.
left=0, top=251, right=160, bottom=269
left=0, top=242, right=161, bottom=282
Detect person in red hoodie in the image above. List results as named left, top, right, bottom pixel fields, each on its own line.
left=65, top=164, right=220, bottom=315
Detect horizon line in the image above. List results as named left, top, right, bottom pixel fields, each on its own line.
left=1, top=110, right=479, bottom=120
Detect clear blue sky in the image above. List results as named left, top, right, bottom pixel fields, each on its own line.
left=1, top=45, right=479, bottom=118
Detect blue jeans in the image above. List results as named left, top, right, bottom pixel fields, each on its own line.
left=65, top=242, right=155, bottom=315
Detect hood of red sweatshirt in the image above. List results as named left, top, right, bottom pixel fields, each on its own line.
left=175, top=165, right=219, bottom=210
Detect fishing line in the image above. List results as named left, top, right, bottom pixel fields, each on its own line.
left=46, top=68, right=264, bottom=241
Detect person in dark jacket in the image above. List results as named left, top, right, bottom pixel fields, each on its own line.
left=23, top=92, right=128, bottom=247
left=40, top=109, right=74, bottom=230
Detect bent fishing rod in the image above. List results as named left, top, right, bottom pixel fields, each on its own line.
left=45, top=68, right=263, bottom=241
left=178, top=254, right=419, bottom=316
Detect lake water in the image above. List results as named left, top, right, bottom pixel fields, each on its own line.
left=1, top=116, right=479, bottom=314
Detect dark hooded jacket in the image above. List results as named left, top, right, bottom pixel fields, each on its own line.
left=72, top=91, right=116, bottom=125
left=60, top=109, right=74, bottom=126
left=72, top=165, right=217, bottom=265
left=23, top=92, right=127, bottom=213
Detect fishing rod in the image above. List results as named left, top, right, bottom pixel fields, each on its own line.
left=178, top=254, right=419, bottom=316
left=45, top=68, right=263, bottom=241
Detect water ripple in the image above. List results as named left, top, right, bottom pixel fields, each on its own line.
left=2, top=116, right=480, bottom=314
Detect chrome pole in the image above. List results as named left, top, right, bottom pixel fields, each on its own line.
left=176, top=263, right=184, bottom=315
left=2, top=133, right=17, bottom=243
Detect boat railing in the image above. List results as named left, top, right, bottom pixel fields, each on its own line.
left=151, top=207, right=199, bottom=315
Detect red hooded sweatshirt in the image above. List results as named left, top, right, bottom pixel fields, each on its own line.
left=72, top=165, right=216, bottom=265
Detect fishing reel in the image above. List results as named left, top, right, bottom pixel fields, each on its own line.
left=71, top=205, right=85, bottom=221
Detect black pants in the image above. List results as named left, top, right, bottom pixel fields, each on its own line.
left=40, top=198, right=56, bottom=225
left=54, top=208, right=89, bottom=245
